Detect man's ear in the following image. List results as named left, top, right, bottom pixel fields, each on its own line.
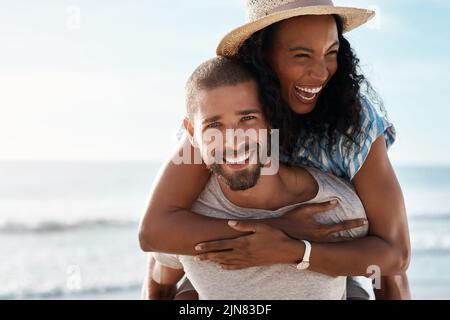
left=183, top=117, right=196, bottom=146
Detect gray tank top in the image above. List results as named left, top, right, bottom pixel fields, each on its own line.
left=154, top=167, right=369, bottom=300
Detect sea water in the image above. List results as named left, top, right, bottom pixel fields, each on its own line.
left=0, top=162, right=449, bottom=299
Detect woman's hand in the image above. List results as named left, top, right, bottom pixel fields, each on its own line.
left=277, top=201, right=367, bottom=242
left=195, top=221, right=303, bottom=270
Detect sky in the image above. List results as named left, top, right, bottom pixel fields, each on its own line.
left=0, top=0, right=449, bottom=165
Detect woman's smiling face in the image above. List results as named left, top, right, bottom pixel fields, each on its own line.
left=267, top=15, right=340, bottom=115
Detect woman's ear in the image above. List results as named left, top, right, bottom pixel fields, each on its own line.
left=183, top=117, right=196, bottom=146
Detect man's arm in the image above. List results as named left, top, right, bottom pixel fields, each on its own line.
left=141, top=254, right=155, bottom=300
left=376, top=274, right=411, bottom=300
left=149, top=255, right=185, bottom=300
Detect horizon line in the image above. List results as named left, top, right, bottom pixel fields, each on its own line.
left=1, top=158, right=450, bottom=169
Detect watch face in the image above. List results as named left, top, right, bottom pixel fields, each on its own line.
left=297, top=262, right=310, bottom=270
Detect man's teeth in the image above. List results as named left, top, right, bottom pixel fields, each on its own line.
left=295, top=86, right=323, bottom=94
left=225, top=152, right=250, bottom=164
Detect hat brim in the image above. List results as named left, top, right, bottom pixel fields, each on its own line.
left=217, top=6, right=375, bottom=57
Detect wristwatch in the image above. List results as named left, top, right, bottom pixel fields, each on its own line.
left=296, top=240, right=312, bottom=270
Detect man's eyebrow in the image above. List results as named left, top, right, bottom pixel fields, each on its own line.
left=288, top=41, right=340, bottom=52
left=237, top=109, right=262, bottom=116
left=201, top=110, right=261, bottom=124
left=201, top=115, right=221, bottom=125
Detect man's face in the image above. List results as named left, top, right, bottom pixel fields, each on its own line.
left=189, top=81, right=270, bottom=191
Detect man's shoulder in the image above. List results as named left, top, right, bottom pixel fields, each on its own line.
left=278, top=165, right=319, bottom=199
left=280, top=165, right=356, bottom=198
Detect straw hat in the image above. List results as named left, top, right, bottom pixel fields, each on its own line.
left=217, top=0, right=375, bottom=57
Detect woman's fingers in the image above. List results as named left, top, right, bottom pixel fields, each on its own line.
left=303, top=200, right=339, bottom=215
left=196, top=251, right=242, bottom=263
left=195, top=239, right=242, bottom=252
left=327, top=235, right=355, bottom=243
left=325, top=219, right=368, bottom=235
left=228, top=221, right=270, bottom=233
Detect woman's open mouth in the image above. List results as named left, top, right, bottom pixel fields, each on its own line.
left=294, top=85, right=323, bottom=104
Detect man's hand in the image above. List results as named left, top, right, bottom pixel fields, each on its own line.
left=195, top=221, right=303, bottom=270
left=277, top=201, right=367, bottom=242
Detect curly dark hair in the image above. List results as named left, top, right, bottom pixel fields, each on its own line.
left=236, top=15, right=383, bottom=157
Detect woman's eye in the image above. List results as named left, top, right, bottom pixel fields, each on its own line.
left=328, top=50, right=339, bottom=56
left=241, top=116, right=256, bottom=122
left=294, top=54, right=309, bottom=59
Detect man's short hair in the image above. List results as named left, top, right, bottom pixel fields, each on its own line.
left=186, top=57, right=257, bottom=120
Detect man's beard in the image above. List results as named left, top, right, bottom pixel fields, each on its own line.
left=209, top=163, right=263, bottom=192
left=207, top=134, right=271, bottom=191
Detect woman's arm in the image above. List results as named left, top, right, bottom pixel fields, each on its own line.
left=139, top=136, right=362, bottom=255
left=196, top=136, right=411, bottom=278
left=139, top=136, right=245, bottom=255
left=352, top=136, right=411, bottom=299
left=309, top=135, right=411, bottom=276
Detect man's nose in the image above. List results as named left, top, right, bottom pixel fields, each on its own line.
left=224, top=137, right=246, bottom=152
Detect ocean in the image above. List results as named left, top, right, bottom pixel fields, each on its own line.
left=0, top=161, right=449, bottom=300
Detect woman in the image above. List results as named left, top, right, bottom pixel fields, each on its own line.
left=140, top=0, right=411, bottom=299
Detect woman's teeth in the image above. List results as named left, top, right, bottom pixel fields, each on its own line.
left=295, top=86, right=323, bottom=94
left=298, top=93, right=316, bottom=101
left=294, top=86, right=323, bottom=102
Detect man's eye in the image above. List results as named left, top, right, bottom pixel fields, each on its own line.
left=294, top=54, right=309, bottom=59
left=207, top=122, right=221, bottom=129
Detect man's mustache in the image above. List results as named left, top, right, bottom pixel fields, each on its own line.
left=208, top=142, right=261, bottom=164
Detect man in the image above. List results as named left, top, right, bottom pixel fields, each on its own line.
left=145, top=57, right=372, bottom=299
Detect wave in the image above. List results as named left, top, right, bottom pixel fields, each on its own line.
left=409, top=212, right=450, bottom=220
left=0, top=218, right=138, bottom=234
left=413, top=248, right=450, bottom=255
left=1, top=212, right=448, bottom=234
left=0, top=282, right=142, bottom=300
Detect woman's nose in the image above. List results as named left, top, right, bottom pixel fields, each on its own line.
left=309, top=60, right=329, bottom=82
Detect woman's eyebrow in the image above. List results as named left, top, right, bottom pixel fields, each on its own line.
left=288, top=41, right=340, bottom=52
left=328, top=41, right=340, bottom=49
left=288, top=46, right=313, bottom=53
